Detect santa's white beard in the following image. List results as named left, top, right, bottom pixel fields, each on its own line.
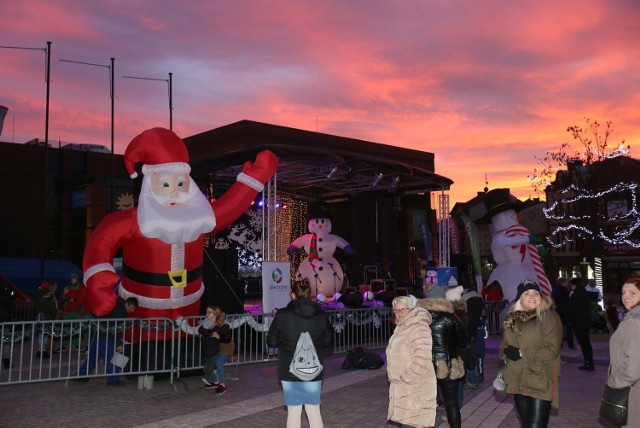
left=138, top=177, right=215, bottom=244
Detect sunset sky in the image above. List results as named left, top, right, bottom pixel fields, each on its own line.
left=2, top=0, right=639, bottom=205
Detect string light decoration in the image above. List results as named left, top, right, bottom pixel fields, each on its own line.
left=286, top=199, right=309, bottom=279
left=544, top=181, right=640, bottom=248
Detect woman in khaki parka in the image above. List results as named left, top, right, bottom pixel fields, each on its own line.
left=499, top=281, right=562, bottom=427
left=386, top=296, right=437, bottom=428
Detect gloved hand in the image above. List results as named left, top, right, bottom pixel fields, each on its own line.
left=528, top=235, right=543, bottom=245
left=286, top=245, right=298, bottom=255
left=503, top=345, right=521, bottom=361
left=242, top=150, right=278, bottom=183
left=343, top=244, right=356, bottom=255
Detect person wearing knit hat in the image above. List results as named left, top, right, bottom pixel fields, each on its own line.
left=499, top=280, right=562, bottom=426
left=514, top=280, right=541, bottom=301
left=82, top=127, right=278, bottom=327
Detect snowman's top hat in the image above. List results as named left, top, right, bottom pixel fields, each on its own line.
left=483, top=188, right=522, bottom=221
left=308, top=201, right=331, bottom=220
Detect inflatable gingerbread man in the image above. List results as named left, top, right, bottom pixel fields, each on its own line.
left=82, top=127, right=278, bottom=322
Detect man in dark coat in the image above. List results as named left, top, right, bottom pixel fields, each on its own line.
left=462, top=286, right=486, bottom=383
left=551, top=277, right=575, bottom=349
left=569, top=277, right=594, bottom=370
left=0, top=283, right=15, bottom=368
left=76, top=297, right=138, bottom=385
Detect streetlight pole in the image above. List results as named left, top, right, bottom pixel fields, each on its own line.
left=1, top=41, right=52, bottom=283
left=60, top=57, right=115, bottom=210
left=122, top=72, right=173, bottom=130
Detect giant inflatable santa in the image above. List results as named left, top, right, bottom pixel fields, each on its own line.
left=82, top=127, right=278, bottom=322
left=483, top=188, right=551, bottom=302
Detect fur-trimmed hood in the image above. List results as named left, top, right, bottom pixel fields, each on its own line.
left=416, top=298, right=454, bottom=314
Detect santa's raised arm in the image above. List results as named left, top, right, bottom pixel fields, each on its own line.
left=83, top=127, right=277, bottom=318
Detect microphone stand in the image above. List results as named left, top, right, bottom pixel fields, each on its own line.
left=308, top=261, right=322, bottom=296
left=327, top=262, right=342, bottom=295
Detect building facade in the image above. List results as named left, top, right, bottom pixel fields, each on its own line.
left=544, top=156, right=640, bottom=292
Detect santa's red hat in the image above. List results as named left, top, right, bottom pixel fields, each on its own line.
left=124, top=127, right=191, bottom=179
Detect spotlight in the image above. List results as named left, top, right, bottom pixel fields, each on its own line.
left=371, top=172, right=383, bottom=187
left=326, top=165, right=338, bottom=179
left=389, top=175, right=400, bottom=190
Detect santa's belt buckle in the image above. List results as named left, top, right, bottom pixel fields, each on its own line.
left=168, top=269, right=187, bottom=288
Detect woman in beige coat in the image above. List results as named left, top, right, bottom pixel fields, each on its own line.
left=386, top=296, right=437, bottom=428
left=607, top=275, right=640, bottom=428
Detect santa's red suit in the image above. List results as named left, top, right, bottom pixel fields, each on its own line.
left=82, top=128, right=277, bottom=334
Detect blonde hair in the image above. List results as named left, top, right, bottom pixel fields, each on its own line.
left=207, top=305, right=226, bottom=326
left=512, top=294, right=555, bottom=318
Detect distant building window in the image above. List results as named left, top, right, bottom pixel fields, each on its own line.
left=607, top=199, right=628, bottom=217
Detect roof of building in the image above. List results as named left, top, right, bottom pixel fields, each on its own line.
left=184, top=120, right=453, bottom=201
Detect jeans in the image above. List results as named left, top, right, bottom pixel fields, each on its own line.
left=204, top=354, right=229, bottom=384
left=78, top=335, right=120, bottom=383
left=213, top=354, right=229, bottom=384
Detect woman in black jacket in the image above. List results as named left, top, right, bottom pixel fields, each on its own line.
left=199, top=305, right=233, bottom=394
left=417, top=297, right=468, bottom=428
left=267, top=280, right=333, bottom=428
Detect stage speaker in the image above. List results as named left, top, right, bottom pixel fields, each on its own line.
left=375, top=289, right=396, bottom=306
left=338, top=292, right=363, bottom=308
left=202, top=248, right=244, bottom=314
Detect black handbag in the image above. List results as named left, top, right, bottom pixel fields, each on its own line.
left=599, top=384, right=630, bottom=426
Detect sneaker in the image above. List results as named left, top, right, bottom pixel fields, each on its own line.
left=214, top=384, right=227, bottom=395
left=201, top=378, right=212, bottom=387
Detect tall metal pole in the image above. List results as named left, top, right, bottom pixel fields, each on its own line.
left=0, top=41, right=52, bottom=281
left=168, top=72, right=173, bottom=130
left=123, top=72, right=173, bottom=130
left=60, top=57, right=116, bottom=210
left=110, top=58, right=115, bottom=211
left=41, top=41, right=51, bottom=282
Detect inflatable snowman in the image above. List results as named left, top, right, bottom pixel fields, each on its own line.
left=287, top=203, right=354, bottom=296
left=484, top=189, right=551, bottom=302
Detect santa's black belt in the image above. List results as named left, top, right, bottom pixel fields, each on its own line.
left=123, top=263, right=202, bottom=287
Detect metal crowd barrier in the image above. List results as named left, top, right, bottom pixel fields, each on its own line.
left=482, top=300, right=511, bottom=334
left=0, top=317, right=176, bottom=386
left=1, top=306, right=394, bottom=387
left=3, top=303, right=508, bottom=387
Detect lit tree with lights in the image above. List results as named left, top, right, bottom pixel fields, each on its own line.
left=529, top=118, right=631, bottom=195
left=534, top=119, right=639, bottom=288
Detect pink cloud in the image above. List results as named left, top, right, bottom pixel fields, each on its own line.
left=1, top=0, right=639, bottom=206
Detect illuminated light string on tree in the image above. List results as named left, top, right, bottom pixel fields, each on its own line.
left=544, top=181, right=640, bottom=248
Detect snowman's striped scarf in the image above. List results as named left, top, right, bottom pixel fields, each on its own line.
left=505, top=225, right=552, bottom=295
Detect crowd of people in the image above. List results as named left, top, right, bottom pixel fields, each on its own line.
left=383, top=274, right=639, bottom=428
left=8, top=269, right=640, bottom=428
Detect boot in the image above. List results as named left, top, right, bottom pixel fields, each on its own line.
left=578, top=360, right=595, bottom=371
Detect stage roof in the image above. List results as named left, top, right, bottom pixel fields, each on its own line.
left=185, top=120, right=453, bottom=201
